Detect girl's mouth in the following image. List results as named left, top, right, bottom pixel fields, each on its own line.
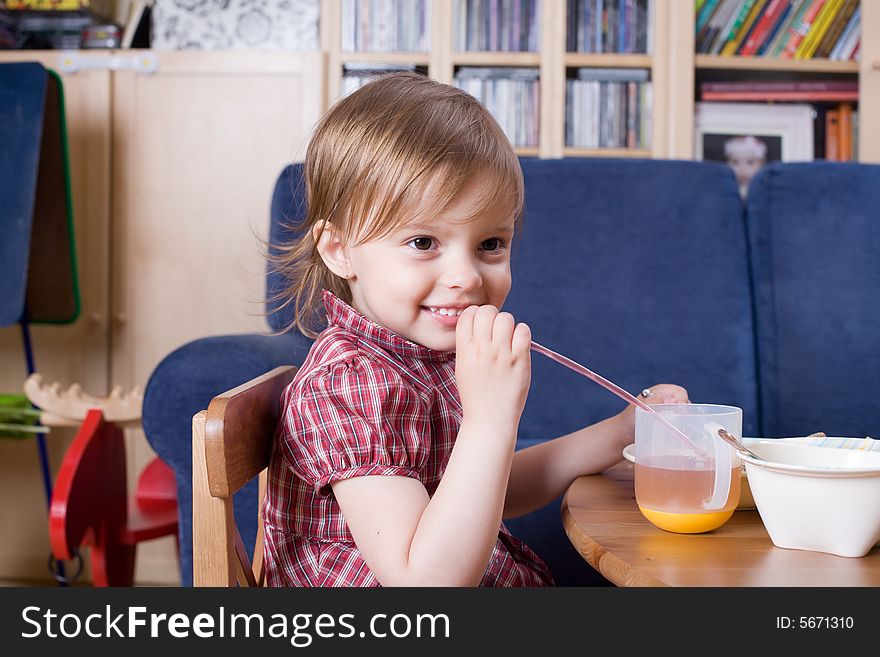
left=422, top=306, right=464, bottom=327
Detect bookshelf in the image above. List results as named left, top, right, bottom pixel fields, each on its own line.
left=321, top=0, right=673, bottom=159
left=320, top=0, right=879, bottom=163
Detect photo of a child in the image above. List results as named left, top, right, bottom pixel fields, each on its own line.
left=701, top=133, right=781, bottom=198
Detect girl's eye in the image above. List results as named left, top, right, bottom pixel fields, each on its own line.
left=480, top=238, right=505, bottom=252
left=408, top=237, right=433, bottom=251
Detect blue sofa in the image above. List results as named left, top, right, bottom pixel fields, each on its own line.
left=143, top=158, right=880, bottom=586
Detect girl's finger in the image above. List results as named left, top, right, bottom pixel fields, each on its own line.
left=511, top=322, right=532, bottom=355
left=492, top=312, right=516, bottom=344
left=455, top=305, right=478, bottom=344
left=471, top=305, right=498, bottom=344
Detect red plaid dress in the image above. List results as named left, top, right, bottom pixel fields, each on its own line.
left=263, top=290, right=553, bottom=587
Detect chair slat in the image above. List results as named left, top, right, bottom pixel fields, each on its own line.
left=204, top=366, right=295, bottom=497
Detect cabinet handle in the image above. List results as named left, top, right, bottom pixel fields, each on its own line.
left=58, top=51, right=158, bottom=75
left=113, top=313, right=128, bottom=325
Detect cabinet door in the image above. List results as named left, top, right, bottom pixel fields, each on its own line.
left=0, top=52, right=111, bottom=583
left=110, top=51, right=323, bottom=582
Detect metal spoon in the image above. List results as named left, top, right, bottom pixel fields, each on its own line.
left=717, top=428, right=764, bottom=461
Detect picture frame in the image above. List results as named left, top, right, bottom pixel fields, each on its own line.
left=694, top=102, right=815, bottom=197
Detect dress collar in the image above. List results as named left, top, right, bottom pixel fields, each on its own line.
left=322, top=290, right=455, bottom=363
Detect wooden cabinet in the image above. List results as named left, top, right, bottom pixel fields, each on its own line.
left=320, top=0, right=879, bottom=162
left=0, top=50, right=323, bottom=584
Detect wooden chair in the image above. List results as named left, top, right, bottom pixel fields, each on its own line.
left=191, top=365, right=296, bottom=587
left=49, top=409, right=179, bottom=586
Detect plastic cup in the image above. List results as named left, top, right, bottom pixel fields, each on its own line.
left=634, top=404, right=742, bottom=533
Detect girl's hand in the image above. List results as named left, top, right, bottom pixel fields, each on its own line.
left=615, top=383, right=690, bottom=440
left=455, top=305, right=532, bottom=426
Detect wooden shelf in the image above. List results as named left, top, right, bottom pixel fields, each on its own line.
left=514, top=146, right=540, bottom=156
left=696, top=55, right=860, bottom=73
left=564, top=53, right=653, bottom=68
left=564, top=148, right=652, bottom=158
left=340, top=52, right=431, bottom=66
left=452, top=51, right=541, bottom=66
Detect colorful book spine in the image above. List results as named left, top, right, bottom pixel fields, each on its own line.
left=696, top=0, right=724, bottom=35
left=740, top=0, right=788, bottom=56
left=795, top=0, right=843, bottom=58
left=736, top=0, right=776, bottom=54
left=838, top=102, right=853, bottom=161
left=814, top=0, right=858, bottom=58
left=702, top=90, right=858, bottom=100
left=701, top=78, right=858, bottom=101
left=768, top=0, right=810, bottom=56
left=829, top=5, right=860, bottom=59
left=825, top=108, right=840, bottom=160
left=717, top=0, right=758, bottom=54
left=708, top=0, right=749, bottom=54
left=780, top=0, right=827, bottom=58
left=757, top=1, right=797, bottom=56
left=723, top=0, right=768, bottom=55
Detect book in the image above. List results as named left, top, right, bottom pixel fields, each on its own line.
left=700, top=79, right=858, bottom=101
left=698, top=0, right=741, bottom=54
left=767, top=0, right=810, bottom=56
left=813, top=0, right=859, bottom=58
left=829, top=5, right=860, bottom=59
left=757, top=0, right=798, bottom=56
left=825, top=108, right=840, bottom=160
left=851, top=109, right=858, bottom=160
left=696, top=0, right=724, bottom=35
left=722, top=0, right=767, bottom=55
left=735, top=0, right=776, bottom=55
left=120, top=0, right=149, bottom=49
left=795, top=0, right=842, bottom=59
left=838, top=101, right=853, bottom=161
left=576, top=67, right=650, bottom=82
left=715, top=0, right=758, bottom=55
left=814, top=0, right=858, bottom=58
left=780, top=0, right=827, bottom=58
left=739, top=0, right=788, bottom=56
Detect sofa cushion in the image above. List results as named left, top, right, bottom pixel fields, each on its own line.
left=507, top=158, right=759, bottom=440
left=746, top=162, right=880, bottom=438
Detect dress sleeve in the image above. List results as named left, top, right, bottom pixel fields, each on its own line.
left=280, top=356, right=431, bottom=495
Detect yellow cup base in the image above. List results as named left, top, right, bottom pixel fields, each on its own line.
left=638, top=505, right=735, bottom=534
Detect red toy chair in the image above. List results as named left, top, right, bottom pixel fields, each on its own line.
left=48, top=409, right=179, bottom=586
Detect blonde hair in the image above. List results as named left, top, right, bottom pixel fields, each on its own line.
left=270, top=72, right=524, bottom=338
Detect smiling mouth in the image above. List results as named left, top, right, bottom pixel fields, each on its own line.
left=425, top=306, right=465, bottom=317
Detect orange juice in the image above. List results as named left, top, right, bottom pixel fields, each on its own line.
left=635, top=457, right=740, bottom=533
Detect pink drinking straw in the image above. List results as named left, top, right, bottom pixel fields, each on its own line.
left=529, top=340, right=708, bottom=459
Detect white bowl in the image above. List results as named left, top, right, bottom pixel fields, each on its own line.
left=740, top=439, right=880, bottom=558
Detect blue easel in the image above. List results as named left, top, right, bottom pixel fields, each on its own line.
left=0, top=61, right=80, bottom=583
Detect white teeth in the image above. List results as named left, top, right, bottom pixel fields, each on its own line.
left=428, top=307, right=463, bottom=316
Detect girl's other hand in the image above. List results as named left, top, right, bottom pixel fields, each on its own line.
left=615, top=383, right=690, bottom=439
left=454, top=305, right=531, bottom=426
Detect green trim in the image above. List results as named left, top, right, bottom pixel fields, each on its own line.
left=40, top=68, right=81, bottom=325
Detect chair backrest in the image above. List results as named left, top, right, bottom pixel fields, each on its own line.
left=192, top=365, right=296, bottom=586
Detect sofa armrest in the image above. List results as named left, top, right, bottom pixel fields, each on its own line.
left=142, top=331, right=312, bottom=585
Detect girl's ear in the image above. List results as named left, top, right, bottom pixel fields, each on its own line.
left=313, top=221, right=355, bottom=280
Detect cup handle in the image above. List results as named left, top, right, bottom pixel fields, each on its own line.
left=703, top=422, right=732, bottom=510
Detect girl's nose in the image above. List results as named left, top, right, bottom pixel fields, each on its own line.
left=441, top=253, right=482, bottom=290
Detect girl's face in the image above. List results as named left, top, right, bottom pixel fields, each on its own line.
left=344, top=179, right=516, bottom=351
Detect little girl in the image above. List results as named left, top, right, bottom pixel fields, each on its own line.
left=264, top=72, right=687, bottom=587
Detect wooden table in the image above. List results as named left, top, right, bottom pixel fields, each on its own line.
left=561, top=461, right=880, bottom=587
